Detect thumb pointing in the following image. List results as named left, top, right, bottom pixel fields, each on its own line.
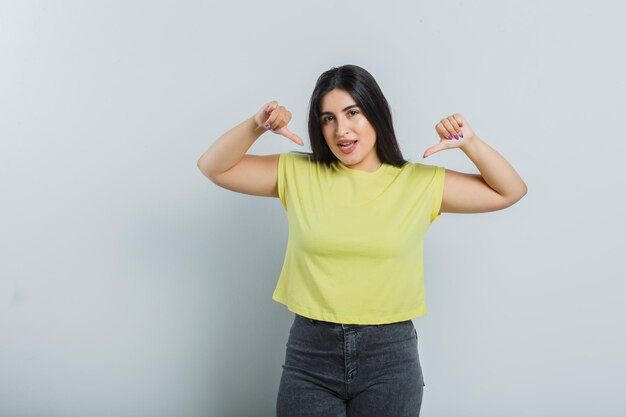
left=280, top=127, right=304, bottom=146
left=423, top=144, right=443, bottom=158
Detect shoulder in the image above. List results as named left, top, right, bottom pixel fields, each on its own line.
left=395, top=162, right=446, bottom=192
left=281, top=151, right=336, bottom=173
left=401, top=161, right=445, bottom=178
left=279, top=152, right=318, bottom=177
left=280, top=151, right=313, bottom=164
left=409, top=161, right=442, bottom=171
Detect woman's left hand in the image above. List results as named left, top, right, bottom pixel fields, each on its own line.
left=423, top=113, right=476, bottom=158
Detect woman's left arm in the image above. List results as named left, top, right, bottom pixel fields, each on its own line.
left=423, top=114, right=528, bottom=214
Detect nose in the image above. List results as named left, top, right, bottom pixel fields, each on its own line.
left=335, top=118, right=349, bottom=137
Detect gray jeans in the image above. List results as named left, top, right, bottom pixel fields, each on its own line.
left=276, top=313, right=425, bottom=417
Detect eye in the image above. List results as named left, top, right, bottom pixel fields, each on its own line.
left=321, top=110, right=359, bottom=124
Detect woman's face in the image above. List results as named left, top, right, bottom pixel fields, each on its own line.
left=319, top=88, right=381, bottom=172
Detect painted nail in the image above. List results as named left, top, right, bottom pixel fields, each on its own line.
left=460, top=132, right=464, bottom=138
left=448, top=133, right=452, bottom=140
left=265, top=123, right=270, bottom=129
left=454, top=134, right=459, bottom=139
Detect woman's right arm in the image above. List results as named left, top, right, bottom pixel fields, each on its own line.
left=196, top=101, right=303, bottom=197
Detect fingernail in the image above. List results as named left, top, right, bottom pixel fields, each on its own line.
left=454, top=134, right=459, bottom=139
left=447, top=134, right=452, bottom=140
left=460, top=132, right=464, bottom=138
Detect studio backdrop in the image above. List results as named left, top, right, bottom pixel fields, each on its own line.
left=1, top=1, right=624, bottom=416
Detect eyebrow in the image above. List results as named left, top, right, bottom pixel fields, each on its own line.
left=320, top=104, right=359, bottom=117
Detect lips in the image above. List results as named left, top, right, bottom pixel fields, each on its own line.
left=337, top=139, right=357, bottom=145
left=337, top=140, right=358, bottom=154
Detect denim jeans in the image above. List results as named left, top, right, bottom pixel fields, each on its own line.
left=276, top=313, right=425, bottom=417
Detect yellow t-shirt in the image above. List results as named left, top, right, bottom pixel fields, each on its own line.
left=272, top=151, right=445, bottom=324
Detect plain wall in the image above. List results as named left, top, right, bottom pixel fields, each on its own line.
left=1, top=0, right=625, bottom=416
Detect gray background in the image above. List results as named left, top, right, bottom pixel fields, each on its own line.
left=1, top=0, right=624, bottom=416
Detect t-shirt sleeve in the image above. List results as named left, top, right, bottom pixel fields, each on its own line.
left=277, top=153, right=289, bottom=212
left=430, top=166, right=446, bottom=224
left=413, top=163, right=446, bottom=225
left=277, top=151, right=311, bottom=213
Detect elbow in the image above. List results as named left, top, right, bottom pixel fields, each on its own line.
left=508, top=184, right=528, bottom=206
left=520, top=182, right=528, bottom=199
left=196, top=159, right=205, bottom=173
left=197, top=159, right=213, bottom=179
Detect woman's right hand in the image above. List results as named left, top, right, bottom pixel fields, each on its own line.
left=254, top=101, right=304, bottom=146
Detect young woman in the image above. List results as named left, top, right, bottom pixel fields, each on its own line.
left=197, top=64, right=527, bottom=417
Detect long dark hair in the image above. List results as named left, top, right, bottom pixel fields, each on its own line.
left=295, top=64, right=408, bottom=168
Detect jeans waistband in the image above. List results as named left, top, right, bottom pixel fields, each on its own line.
left=296, top=314, right=412, bottom=329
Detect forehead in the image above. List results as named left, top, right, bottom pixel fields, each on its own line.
left=320, top=89, right=356, bottom=110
